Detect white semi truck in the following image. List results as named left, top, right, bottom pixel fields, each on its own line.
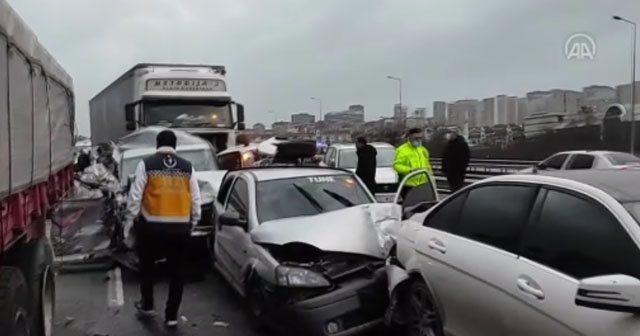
left=90, top=63, right=245, bottom=151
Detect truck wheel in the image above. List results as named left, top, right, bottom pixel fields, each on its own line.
left=0, top=267, right=30, bottom=336
left=8, top=237, right=56, bottom=336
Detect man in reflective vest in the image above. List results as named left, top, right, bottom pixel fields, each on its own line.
left=393, top=127, right=434, bottom=200
left=124, top=130, right=201, bottom=329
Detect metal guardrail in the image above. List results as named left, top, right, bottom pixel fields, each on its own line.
left=429, top=158, right=538, bottom=194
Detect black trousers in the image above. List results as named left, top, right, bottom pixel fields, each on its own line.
left=446, top=171, right=466, bottom=193
left=135, top=220, right=190, bottom=319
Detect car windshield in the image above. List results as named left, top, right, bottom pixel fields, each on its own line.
left=120, top=149, right=218, bottom=182
left=143, top=100, right=233, bottom=128
left=338, top=147, right=395, bottom=169
left=256, top=174, right=373, bottom=223
left=605, top=153, right=640, bottom=166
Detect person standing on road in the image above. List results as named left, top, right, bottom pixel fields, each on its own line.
left=393, top=128, right=434, bottom=200
left=355, top=137, right=377, bottom=195
left=442, top=131, right=470, bottom=193
left=124, top=130, right=201, bottom=329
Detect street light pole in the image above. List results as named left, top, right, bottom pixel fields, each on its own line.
left=310, top=97, right=323, bottom=121
left=386, top=75, right=403, bottom=115
left=614, top=15, right=637, bottom=154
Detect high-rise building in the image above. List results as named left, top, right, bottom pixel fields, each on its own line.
left=517, top=97, right=527, bottom=124
left=433, top=101, right=447, bottom=125
left=451, top=99, right=479, bottom=128
left=393, top=104, right=408, bottom=120
left=481, top=97, right=496, bottom=126
left=496, top=95, right=508, bottom=124
left=506, top=96, right=518, bottom=124
left=291, top=113, right=315, bottom=124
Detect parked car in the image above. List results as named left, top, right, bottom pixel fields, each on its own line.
left=387, top=169, right=640, bottom=336
left=211, top=164, right=431, bottom=336
left=520, top=150, right=640, bottom=173
left=321, top=142, right=399, bottom=202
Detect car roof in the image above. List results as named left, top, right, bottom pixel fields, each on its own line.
left=121, top=143, right=210, bottom=160
left=238, top=167, right=354, bottom=181
left=331, top=142, right=394, bottom=150
left=218, top=143, right=259, bottom=155
left=482, top=170, right=640, bottom=203
left=554, top=150, right=626, bottom=156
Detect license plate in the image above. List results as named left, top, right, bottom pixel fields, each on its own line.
left=375, top=194, right=395, bottom=203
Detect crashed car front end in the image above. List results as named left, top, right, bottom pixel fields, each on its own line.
left=248, top=204, right=401, bottom=336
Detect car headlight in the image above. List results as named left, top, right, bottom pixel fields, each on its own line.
left=275, top=266, right=331, bottom=288
left=198, top=180, right=216, bottom=204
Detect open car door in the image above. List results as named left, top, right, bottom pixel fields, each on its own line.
left=392, top=169, right=440, bottom=219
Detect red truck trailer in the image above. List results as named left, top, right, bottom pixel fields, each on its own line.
left=0, top=1, right=76, bottom=335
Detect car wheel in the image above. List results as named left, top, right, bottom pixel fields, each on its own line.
left=406, top=280, right=444, bottom=336
left=245, top=275, right=268, bottom=330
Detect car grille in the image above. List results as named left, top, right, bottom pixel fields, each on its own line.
left=375, top=183, right=398, bottom=193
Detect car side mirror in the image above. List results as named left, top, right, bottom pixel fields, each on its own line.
left=536, top=163, right=547, bottom=170
left=328, top=159, right=336, bottom=167
left=575, top=274, right=640, bottom=314
left=219, top=211, right=248, bottom=231
left=126, top=174, right=135, bottom=191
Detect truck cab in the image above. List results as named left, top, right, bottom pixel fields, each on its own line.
left=91, top=63, right=245, bottom=153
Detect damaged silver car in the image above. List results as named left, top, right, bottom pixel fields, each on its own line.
left=211, top=166, right=408, bottom=336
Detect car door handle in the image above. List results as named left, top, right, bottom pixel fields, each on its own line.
left=517, top=277, right=545, bottom=300
left=427, top=239, right=446, bottom=253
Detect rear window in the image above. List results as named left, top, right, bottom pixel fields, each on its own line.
left=256, top=174, right=373, bottom=223
left=605, top=153, right=640, bottom=165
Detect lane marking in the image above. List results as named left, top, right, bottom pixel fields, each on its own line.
left=114, top=267, right=125, bottom=306
left=107, top=267, right=125, bottom=307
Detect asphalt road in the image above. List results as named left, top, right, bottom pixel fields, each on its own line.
left=52, top=196, right=390, bottom=336
left=53, top=267, right=268, bottom=336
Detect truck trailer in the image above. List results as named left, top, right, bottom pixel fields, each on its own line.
left=0, top=1, right=76, bottom=335
left=89, top=63, right=245, bottom=152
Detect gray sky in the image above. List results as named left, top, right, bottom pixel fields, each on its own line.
left=8, top=0, right=640, bottom=134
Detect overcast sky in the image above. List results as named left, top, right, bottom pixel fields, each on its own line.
left=7, top=0, right=640, bottom=134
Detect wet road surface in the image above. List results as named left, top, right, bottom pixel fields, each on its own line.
left=54, top=267, right=268, bottom=336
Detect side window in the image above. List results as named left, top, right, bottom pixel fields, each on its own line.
left=567, top=154, right=595, bottom=170
left=455, top=185, right=538, bottom=253
left=520, top=190, right=640, bottom=279
left=541, top=154, right=568, bottom=169
left=423, top=191, right=467, bottom=232
left=226, top=178, right=249, bottom=217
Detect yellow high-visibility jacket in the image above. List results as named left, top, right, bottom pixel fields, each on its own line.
left=393, top=141, right=433, bottom=187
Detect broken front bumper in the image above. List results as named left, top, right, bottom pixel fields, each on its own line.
left=271, top=267, right=389, bottom=336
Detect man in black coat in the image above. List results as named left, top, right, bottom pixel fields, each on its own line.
left=441, top=132, right=470, bottom=193
left=355, top=137, right=377, bottom=195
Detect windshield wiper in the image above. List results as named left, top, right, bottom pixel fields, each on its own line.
left=322, top=189, right=355, bottom=207
left=292, top=184, right=324, bottom=212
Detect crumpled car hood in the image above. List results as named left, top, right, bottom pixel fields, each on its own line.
left=251, top=203, right=402, bottom=259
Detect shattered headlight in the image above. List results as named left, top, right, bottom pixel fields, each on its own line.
left=275, top=266, right=331, bottom=288
left=198, top=180, right=216, bottom=204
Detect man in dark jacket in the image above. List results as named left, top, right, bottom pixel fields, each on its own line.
left=355, top=137, right=377, bottom=195
left=441, top=132, right=470, bottom=193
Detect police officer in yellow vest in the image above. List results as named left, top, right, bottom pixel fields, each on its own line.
left=124, top=130, right=201, bottom=329
left=393, top=127, right=434, bottom=200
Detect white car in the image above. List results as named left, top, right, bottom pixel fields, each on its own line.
left=387, top=170, right=640, bottom=336
left=212, top=166, right=403, bottom=334
left=520, top=150, right=640, bottom=173
left=321, top=142, right=398, bottom=202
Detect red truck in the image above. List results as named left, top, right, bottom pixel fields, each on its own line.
left=0, top=2, right=76, bottom=335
